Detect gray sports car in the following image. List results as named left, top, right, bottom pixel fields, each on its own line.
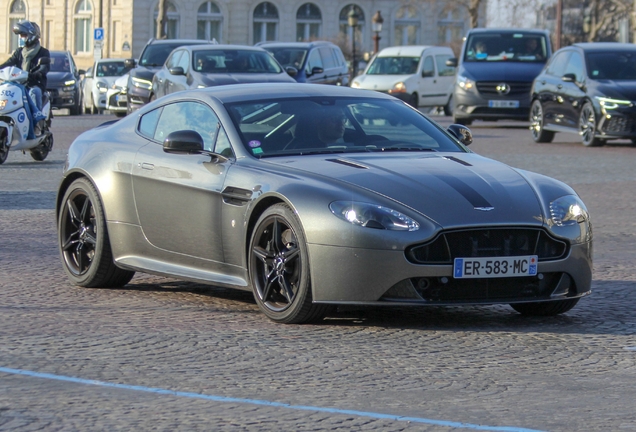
left=56, top=84, right=592, bottom=323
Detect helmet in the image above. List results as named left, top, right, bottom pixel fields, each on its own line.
left=13, top=20, right=40, bottom=48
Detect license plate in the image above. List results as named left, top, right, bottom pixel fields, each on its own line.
left=453, top=256, right=538, bottom=279
left=116, top=95, right=127, bottom=102
left=488, top=100, right=519, bottom=108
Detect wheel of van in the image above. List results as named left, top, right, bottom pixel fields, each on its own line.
left=579, top=102, right=603, bottom=147
left=529, top=100, right=554, bottom=143
left=408, top=93, right=418, bottom=108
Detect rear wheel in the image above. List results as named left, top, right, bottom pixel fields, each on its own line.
left=529, top=100, right=555, bottom=143
left=58, top=178, right=135, bottom=287
left=579, top=102, right=603, bottom=147
left=510, top=298, right=580, bottom=316
left=0, top=132, right=9, bottom=165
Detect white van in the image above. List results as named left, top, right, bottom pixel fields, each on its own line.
left=351, top=45, right=456, bottom=113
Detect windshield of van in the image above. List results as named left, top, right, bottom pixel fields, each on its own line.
left=365, top=56, right=420, bottom=75
left=464, top=33, right=548, bottom=63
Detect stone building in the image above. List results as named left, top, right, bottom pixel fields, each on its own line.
left=1, top=0, right=482, bottom=70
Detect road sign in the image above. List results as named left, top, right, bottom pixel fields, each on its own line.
left=94, top=28, right=104, bottom=41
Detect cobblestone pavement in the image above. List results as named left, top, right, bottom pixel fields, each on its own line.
left=0, top=114, right=635, bottom=431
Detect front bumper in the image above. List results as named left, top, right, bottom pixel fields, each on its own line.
left=454, top=81, right=533, bottom=121
left=106, top=91, right=128, bottom=112
left=47, top=87, right=79, bottom=109
left=596, top=104, right=636, bottom=139
left=127, top=86, right=151, bottom=112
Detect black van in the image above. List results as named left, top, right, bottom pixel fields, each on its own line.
left=447, top=28, right=552, bottom=125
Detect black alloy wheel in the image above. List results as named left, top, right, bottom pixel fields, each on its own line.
left=579, top=102, right=603, bottom=147
left=58, top=178, right=135, bottom=287
left=529, top=100, right=555, bottom=143
left=249, top=203, right=330, bottom=324
left=510, top=298, right=580, bottom=316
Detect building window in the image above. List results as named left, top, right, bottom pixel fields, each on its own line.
left=394, top=5, right=420, bottom=45
left=197, top=1, right=222, bottom=42
left=438, top=8, right=464, bottom=44
left=339, top=5, right=365, bottom=52
left=153, top=1, right=180, bottom=39
left=296, top=3, right=321, bottom=42
left=45, top=20, right=53, bottom=48
left=112, top=20, right=120, bottom=52
left=8, top=0, right=26, bottom=52
left=253, top=2, right=278, bottom=44
left=74, top=0, right=93, bottom=54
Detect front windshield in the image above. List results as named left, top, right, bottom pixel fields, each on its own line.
left=586, top=51, right=636, bottom=80
left=95, top=61, right=130, bottom=77
left=464, top=33, right=548, bottom=63
left=365, top=57, right=420, bottom=75
left=140, top=43, right=189, bottom=67
left=193, top=50, right=283, bottom=73
left=227, top=97, right=465, bottom=158
left=50, top=54, right=71, bottom=72
left=264, top=48, right=307, bottom=70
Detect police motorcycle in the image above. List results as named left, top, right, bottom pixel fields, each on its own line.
left=0, top=57, right=53, bottom=164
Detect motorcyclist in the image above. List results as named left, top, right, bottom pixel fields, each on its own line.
left=0, top=20, right=50, bottom=136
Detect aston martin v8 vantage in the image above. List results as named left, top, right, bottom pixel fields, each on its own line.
left=56, top=83, right=592, bottom=323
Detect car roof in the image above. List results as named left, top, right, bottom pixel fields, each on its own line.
left=466, top=28, right=550, bottom=35
left=256, top=41, right=336, bottom=49
left=571, top=42, right=636, bottom=53
left=377, top=45, right=448, bottom=57
left=188, top=44, right=267, bottom=52
left=147, top=38, right=209, bottom=45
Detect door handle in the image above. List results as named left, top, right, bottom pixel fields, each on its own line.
left=140, top=163, right=154, bottom=170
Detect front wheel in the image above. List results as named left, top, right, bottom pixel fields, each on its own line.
left=579, top=102, right=603, bottom=147
left=529, top=100, right=555, bottom=143
left=30, top=134, right=53, bottom=161
left=58, top=178, right=135, bottom=287
left=510, top=298, right=580, bottom=316
left=443, top=94, right=453, bottom=116
left=408, top=93, right=418, bottom=108
left=248, top=203, right=330, bottom=324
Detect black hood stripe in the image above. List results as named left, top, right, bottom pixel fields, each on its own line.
left=434, top=174, right=492, bottom=208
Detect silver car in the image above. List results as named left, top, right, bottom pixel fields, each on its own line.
left=56, top=84, right=592, bottom=323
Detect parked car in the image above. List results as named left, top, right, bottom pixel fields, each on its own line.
left=257, top=41, right=349, bottom=86
left=106, top=73, right=129, bottom=117
left=56, top=83, right=592, bottom=324
left=81, top=59, right=130, bottom=114
left=448, top=28, right=552, bottom=125
left=350, top=45, right=456, bottom=113
left=530, top=42, right=636, bottom=147
left=125, top=38, right=211, bottom=114
left=46, top=51, right=84, bottom=115
left=151, top=44, right=297, bottom=99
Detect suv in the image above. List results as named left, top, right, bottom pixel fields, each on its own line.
left=257, top=41, right=349, bottom=86
left=448, top=28, right=552, bottom=125
left=46, top=51, right=84, bottom=115
left=125, top=38, right=211, bottom=114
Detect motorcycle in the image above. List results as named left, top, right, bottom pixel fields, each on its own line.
left=0, top=59, right=53, bottom=164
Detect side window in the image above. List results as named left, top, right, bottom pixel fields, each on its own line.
left=319, top=47, right=337, bottom=69
left=166, top=50, right=182, bottom=69
left=177, top=51, right=190, bottom=73
left=138, top=107, right=163, bottom=139
left=565, top=52, right=584, bottom=82
left=546, top=52, right=571, bottom=77
left=422, top=56, right=435, bottom=77
left=435, top=55, right=455, bottom=76
left=215, top=127, right=234, bottom=157
left=153, top=102, right=189, bottom=143
left=306, top=49, right=323, bottom=73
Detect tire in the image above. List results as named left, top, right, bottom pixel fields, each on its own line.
left=58, top=178, right=135, bottom=288
left=443, top=94, right=453, bottom=116
left=90, top=94, right=97, bottom=115
left=579, top=102, right=603, bottom=147
left=248, top=203, right=330, bottom=324
left=529, top=100, right=555, bottom=143
left=408, top=93, right=418, bottom=108
left=510, top=298, right=580, bottom=316
left=29, top=134, right=53, bottom=162
left=0, top=132, right=9, bottom=165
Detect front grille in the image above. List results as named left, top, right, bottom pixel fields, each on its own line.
left=108, top=94, right=127, bottom=108
left=602, top=116, right=636, bottom=134
left=406, top=228, right=568, bottom=265
left=476, top=81, right=532, bottom=96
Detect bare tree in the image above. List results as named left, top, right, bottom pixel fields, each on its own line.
left=156, top=0, right=167, bottom=39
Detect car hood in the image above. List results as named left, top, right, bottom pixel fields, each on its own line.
left=47, top=71, right=75, bottom=86
left=198, top=73, right=296, bottom=87
left=460, top=62, right=545, bottom=82
left=265, top=152, right=544, bottom=227
left=353, top=74, right=413, bottom=91
left=593, top=80, right=636, bottom=100
left=92, top=76, right=121, bottom=86
left=130, top=66, right=159, bottom=82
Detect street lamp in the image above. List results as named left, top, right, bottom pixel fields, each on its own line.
left=348, top=7, right=359, bottom=78
left=371, top=11, right=384, bottom=55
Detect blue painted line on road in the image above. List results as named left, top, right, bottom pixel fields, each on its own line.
left=0, top=366, right=544, bottom=432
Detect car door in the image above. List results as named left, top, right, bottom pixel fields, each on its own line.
left=559, top=51, right=587, bottom=129
left=305, top=48, right=327, bottom=84
left=132, top=100, right=233, bottom=264
left=169, top=50, right=191, bottom=93
left=155, top=50, right=182, bottom=97
left=318, top=46, right=338, bottom=85
left=418, top=55, right=444, bottom=107
left=82, top=65, right=94, bottom=109
left=535, top=50, right=571, bottom=126
left=434, top=53, right=456, bottom=103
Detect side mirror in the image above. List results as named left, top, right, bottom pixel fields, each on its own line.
left=562, top=73, right=576, bottom=83
left=124, top=58, right=136, bottom=69
left=163, top=130, right=204, bottom=154
left=285, top=66, right=298, bottom=77
left=169, top=66, right=185, bottom=76
left=84, top=70, right=92, bottom=78
left=447, top=124, right=473, bottom=146
left=307, top=66, right=324, bottom=77
left=421, top=69, right=434, bottom=78
left=78, top=69, right=86, bottom=76
left=446, top=58, right=458, bottom=68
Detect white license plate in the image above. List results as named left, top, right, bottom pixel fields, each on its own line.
left=488, top=100, right=519, bottom=108
left=116, top=95, right=127, bottom=102
left=453, top=256, right=538, bottom=279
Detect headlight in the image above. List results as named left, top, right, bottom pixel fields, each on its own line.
left=64, top=79, right=76, bottom=86
left=96, top=81, right=108, bottom=92
left=549, top=195, right=588, bottom=227
left=457, top=75, right=475, bottom=91
left=596, top=96, right=632, bottom=110
left=388, top=82, right=407, bottom=94
left=131, top=76, right=152, bottom=90
left=350, top=81, right=360, bottom=88
left=329, top=201, right=419, bottom=231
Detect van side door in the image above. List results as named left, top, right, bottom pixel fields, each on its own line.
left=418, top=55, right=444, bottom=107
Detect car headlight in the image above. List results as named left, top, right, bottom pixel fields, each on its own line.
left=329, top=201, right=419, bottom=231
left=96, top=81, right=108, bottom=92
left=457, top=75, right=475, bottom=91
left=131, top=76, right=152, bottom=90
left=388, top=82, right=407, bottom=94
left=596, top=96, right=632, bottom=110
left=350, top=81, right=361, bottom=88
left=549, top=195, right=588, bottom=227
left=64, top=79, right=76, bottom=86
